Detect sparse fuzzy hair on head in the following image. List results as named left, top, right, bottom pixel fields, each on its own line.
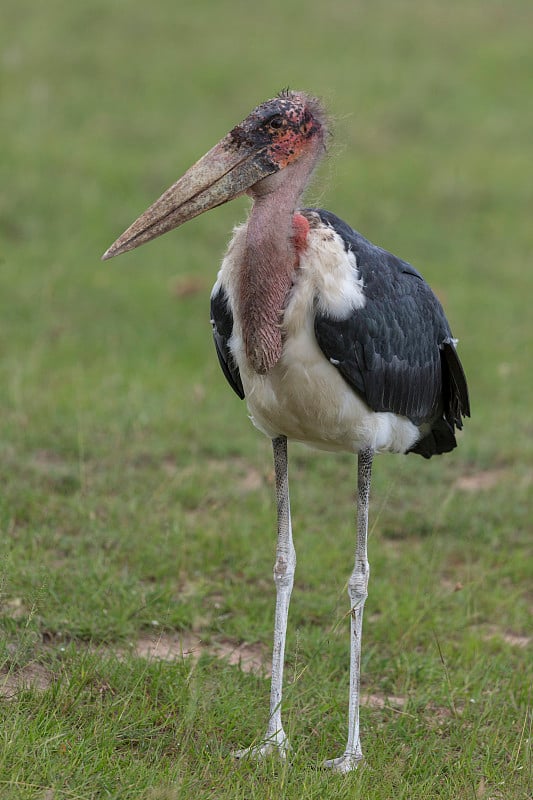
left=275, top=88, right=331, bottom=144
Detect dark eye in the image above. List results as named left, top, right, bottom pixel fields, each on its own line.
left=269, top=115, right=284, bottom=130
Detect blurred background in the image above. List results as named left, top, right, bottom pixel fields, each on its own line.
left=2, top=0, right=532, bottom=455
left=0, top=0, right=532, bottom=794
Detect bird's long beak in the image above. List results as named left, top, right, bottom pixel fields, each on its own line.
left=102, top=135, right=277, bottom=260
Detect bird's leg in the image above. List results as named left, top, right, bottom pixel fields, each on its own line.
left=324, top=446, right=373, bottom=773
left=234, top=435, right=295, bottom=761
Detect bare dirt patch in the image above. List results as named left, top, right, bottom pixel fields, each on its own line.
left=0, top=597, right=29, bottom=620
left=133, top=631, right=203, bottom=660
left=211, top=639, right=268, bottom=674
left=1, top=633, right=270, bottom=698
left=501, top=632, right=531, bottom=648
left=0, top=663, right=54, bottom=698
left=162, top=456, right=267, bottom=494
left=361, top=693, right=407, bottom=711
left=454, top=469, right=507, bottom=492
left=131, top=632, right=270, bottom=675
left=482, top=625, right=531, bottom=649
left=440, top=578, right=464, bottom=593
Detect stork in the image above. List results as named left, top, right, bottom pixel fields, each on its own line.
left=103, top=90, right=470, bottom=772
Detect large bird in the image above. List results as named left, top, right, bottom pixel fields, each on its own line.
left=103, top=90, right=470, bottom=772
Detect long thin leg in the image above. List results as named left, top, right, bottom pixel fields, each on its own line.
left=234, top=435, right=295, bottom=760
left=324, top=446, right=373, bottom=773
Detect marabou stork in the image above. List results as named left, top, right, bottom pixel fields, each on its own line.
left=103, top=90, right=470, bottom=772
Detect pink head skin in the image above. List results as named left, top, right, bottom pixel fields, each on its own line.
left=234, top=93, right=327, bottom=373
left=102, top=91, right=327, bottom=375
left=102, top=90, right=327, bottom=261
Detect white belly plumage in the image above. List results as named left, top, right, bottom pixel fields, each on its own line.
left=240, top=339, right=421, bottom=455
left=213, top=218, right=422, bottom=456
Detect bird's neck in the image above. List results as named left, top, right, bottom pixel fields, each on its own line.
left=239, top=152, right=316, bottom=374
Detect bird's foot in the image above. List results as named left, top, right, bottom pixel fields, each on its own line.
left=233, top=728, right=290, bottom=762
left=323, top=750, right=363, bottom=774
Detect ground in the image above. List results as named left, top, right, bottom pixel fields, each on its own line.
left=1, top=0, right=532, bottom=798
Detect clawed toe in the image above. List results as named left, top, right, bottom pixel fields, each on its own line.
left=233, top=730, right=290, bottom=762
left=322, top=751, right=363, bottom=773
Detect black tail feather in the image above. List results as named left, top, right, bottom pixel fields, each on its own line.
left=441, top=339, right=470, bottom=428
left=409, top=340, right=469, bottom=458
left=408, top=418, right=458, bottom=459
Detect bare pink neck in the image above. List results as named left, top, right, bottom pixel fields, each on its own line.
left=238, top=150, right=318, bottom=374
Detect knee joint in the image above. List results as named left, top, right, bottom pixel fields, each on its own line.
left=273, top=552, right=296, bottom=587
left=348, top=559, right=370, bottom=601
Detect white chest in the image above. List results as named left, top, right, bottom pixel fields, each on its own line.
left=212, top=219, right=421, bottom=455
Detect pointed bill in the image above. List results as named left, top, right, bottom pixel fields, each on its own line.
left=102, top=136, right=278, bottom=260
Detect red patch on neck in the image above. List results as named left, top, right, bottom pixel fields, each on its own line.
left=292, top=213, right=309, bottom=256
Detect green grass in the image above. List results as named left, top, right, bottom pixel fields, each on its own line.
left=1, top=0, right=532, bottom=797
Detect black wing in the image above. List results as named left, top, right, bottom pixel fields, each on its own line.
left=210, top=286, right=245, bottom=400
left=309, top=208, right=470, bottom=456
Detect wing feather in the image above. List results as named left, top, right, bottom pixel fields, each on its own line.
left=210, top=286, right=245, bottom=400
left=309, top=208, right=469, bottom=432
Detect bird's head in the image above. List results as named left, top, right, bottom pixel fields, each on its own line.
left=102, top=90, right=327, bottom=260
left=229, top=90, right=326, bottom=175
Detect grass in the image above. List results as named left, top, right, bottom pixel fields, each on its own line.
left=1, top=0, right=532, bottom=797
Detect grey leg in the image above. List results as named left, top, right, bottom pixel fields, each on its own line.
left=324, top=447, right=373, bottom=773
left=234, top=436, right=295, bottom=760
